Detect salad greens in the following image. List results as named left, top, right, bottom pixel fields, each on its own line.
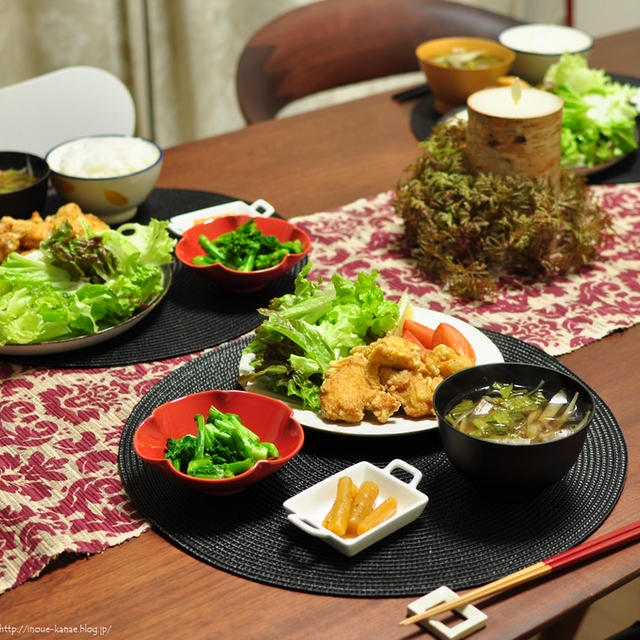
left=164, top=404, right=279, bottom=479
left=195, top=219, right=304, bottom=271
left=544, top=53, right=639, bottom=168
left=240, top=263, right=399, bottom=411
left=0, top=218, right=175, bottom=345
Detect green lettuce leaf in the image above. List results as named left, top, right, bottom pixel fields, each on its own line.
left=241, top=264, right=398, bottom=410
left=544, top=53, right=639, bottom=167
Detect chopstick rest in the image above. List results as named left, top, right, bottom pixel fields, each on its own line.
left=407, top=586, right=487, bottom=640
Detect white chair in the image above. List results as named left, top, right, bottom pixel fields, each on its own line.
left=0, top=66, right=136, bottom=157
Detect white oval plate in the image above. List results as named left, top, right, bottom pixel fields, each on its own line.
left=0, top=263, right=172, bottom=356
left=239, top=307, right=504, bottom=436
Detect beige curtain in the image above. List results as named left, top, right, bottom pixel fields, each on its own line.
left=0, top=0, right=562, bottom=149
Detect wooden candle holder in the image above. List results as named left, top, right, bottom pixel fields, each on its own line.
left=466, top=87, right=564, bottom=187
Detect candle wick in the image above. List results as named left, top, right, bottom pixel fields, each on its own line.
left=511, top=77, right=522, bottom=105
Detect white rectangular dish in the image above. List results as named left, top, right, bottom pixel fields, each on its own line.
left=283, top=459, right=428, bottom=556
left=168, top=198, right=275, bottom=236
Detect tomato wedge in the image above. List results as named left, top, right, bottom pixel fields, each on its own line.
left=402, top=319, right=434, bottom=350
left=431, top=322, right=476, bottom=363
left=402, top=327, right=426, bottom=350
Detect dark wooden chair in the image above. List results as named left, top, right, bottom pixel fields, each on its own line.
left=236, top=0, right=522, bottom=123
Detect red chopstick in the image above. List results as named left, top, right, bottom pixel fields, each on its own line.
left=545, top=519, right=640, bottom=570
left=401, top=519, right=640, bottom=626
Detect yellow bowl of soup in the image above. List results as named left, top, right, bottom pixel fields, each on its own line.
left=416, top=37, right=515, bottom=113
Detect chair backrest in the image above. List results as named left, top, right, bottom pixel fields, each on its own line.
left=0, top=66, right=136, bottom=157
left=237, top=0, right=522, bottom=124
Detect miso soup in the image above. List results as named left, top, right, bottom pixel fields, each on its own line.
left=445, top=381, right=591, bottom=444
left=431, top=47, right=503, bottom=69
left=0, top=168, right=37, bottom=194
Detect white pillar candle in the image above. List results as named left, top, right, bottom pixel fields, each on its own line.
left=466, top=86, right=564, bottom=186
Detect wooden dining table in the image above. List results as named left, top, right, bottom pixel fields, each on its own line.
left=2, top=27, right=640, bottom=640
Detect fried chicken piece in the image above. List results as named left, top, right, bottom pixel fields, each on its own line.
left=357, top=334, right=425, bottom=373
left=0, top=211, right=53, bottom=251
left=47, top=202, right=108, bottom=235
left=430, top=343, right=474, bottom=377
left=320, top=334, right=475, bottom=425
left=379, top=367, right=442, bottom=418
left=0, top=230, right=20, bottom=263
left=320, top=351, right=400, bottom=423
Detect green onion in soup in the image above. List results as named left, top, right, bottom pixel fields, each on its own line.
left=445, top=381, right=591, bottom=443
left=0, top=168, right=37, bottom=194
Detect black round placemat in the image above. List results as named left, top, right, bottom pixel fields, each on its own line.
left=1, top=188, right=305, bottom=368
left=409, top=73, right=640, bottom=185
left=118, top=330, right=627, bottom=597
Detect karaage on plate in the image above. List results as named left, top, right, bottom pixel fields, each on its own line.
left=320, top=334, right=473, bottom=424
left=0, top=203, right=108, bottom=262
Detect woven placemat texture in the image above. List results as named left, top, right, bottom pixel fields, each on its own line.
left=119, top=331, right=627, bottom=597
left=409, top=73, right=640, bottom=185
left=2, top=189, right=303, bottom=368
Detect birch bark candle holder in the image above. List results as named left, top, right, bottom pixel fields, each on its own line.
left=465, top=84, right=563, bottom=187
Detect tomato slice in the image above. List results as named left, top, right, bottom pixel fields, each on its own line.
left=402, top=319, right=434, bottom=350
left=402, top=327, right=426, bottom=350
left=431, top=322, right=476, bottom=363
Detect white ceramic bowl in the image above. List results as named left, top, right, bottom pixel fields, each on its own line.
left=499, top=24, right=593, bottom=85
left=46, top=135, right=163, bottom=224
left=283, top=459, right=428, bottom=556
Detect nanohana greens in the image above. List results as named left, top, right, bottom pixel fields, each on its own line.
left=543, top=52, right=639, bottom=168
left=239, top=264, right=399, bottom=411
left=164, top=404, right=279, bottom=479
left=0, top=218, right=175, bottom=345
left=195, top=219, right=304, bottom=271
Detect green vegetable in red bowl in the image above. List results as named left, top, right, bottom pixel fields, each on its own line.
left=133, top=389, right=304, bottom=495
left=543, top=53, right=639, bottom=168
left=165, top=404, right=280, bottom=479
left=194, top=218, right=304, bottom=271
left=175, top=214, right=311, bottom=293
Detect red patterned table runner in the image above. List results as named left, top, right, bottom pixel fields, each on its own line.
left=294, top=183, right=640, bottom=356
left=1, top=183, right=639, bottom=594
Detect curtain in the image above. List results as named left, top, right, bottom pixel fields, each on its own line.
left=0, top=0, right=563, bottom=149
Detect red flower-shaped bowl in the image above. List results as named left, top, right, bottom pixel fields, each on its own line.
left=133, top=389, right=305, bottom=495
left=174, top=214, right=312, bottom=293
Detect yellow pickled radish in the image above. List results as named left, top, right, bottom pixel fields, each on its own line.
left=322, top=476, right=357, bottom=536
left=346, top=481, right=379, bottom=536
left=356, top=496, right=398, bottom=536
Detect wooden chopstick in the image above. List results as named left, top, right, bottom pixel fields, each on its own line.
left=400, top=519, right=640, bottom=627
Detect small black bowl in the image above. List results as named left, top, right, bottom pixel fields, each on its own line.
left=433, top=362, right=594, bottom=492
left=0, top=151, right=50, bottom=218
